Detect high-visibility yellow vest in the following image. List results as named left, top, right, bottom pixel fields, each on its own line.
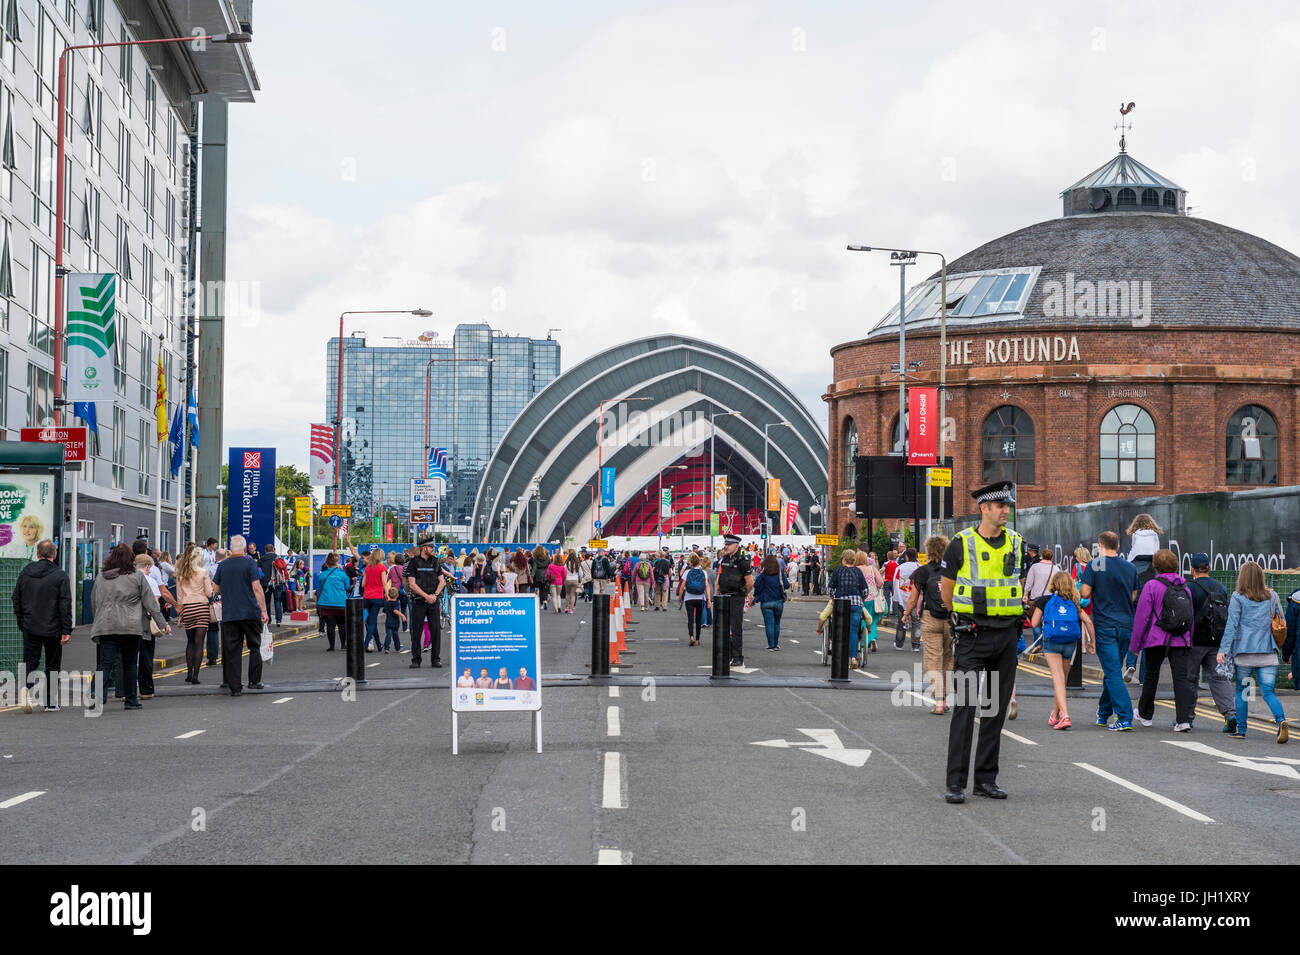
left=950, top=525, right=1024, bottom=616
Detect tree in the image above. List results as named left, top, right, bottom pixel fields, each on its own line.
left=872, top=522, right=890, bottom=558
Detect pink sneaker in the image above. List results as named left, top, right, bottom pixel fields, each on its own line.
left=1056, top=715, right=1072, bottom=730
left=1048, top=712, right=1060, bottom=727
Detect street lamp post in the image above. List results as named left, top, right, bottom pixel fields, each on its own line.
left=53, top=30, right=252, bottom=426
left=847, top=244, right=949, bottom=533
left=277, top=495, right=285, bottom=547
left=216, top=483, right=226, bottom=545
left=594, top=394, right=652, bottom=532
left=333, top=308, right=432, bottom=548
left=708, top=410, right=743, bottom=548
left=762, top=421, right=792, bottom=550
left=571, top=481, right=596, bottom=541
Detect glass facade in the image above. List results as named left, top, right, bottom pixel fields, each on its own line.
left=326, top=324, right=560, bottom=529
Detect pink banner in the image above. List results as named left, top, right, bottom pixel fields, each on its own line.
left=908, top=388, right=938, bottom=466
left=784, top=500, right=798, bottom=534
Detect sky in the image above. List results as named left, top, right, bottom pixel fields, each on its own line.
left=221, top=0, right=1300, bottom=475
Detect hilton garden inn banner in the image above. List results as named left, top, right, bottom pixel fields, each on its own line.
left=64, top=273, right=117, bottom=402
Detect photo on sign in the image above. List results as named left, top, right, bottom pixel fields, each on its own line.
left=451, top=594, right=542, bottom=713
left=0, top=475, right=55, bottom=561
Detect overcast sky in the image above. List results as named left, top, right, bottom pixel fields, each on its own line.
left=221, top=0, right=1300, bottom=474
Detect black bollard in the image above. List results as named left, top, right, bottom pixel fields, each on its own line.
left=345, top=595, right=367, bottom=684
left=711, top=594, right=731, bottom=678
left=592, top=594, right=610, bottom=676
left=830, top=598, right=851, bottom=682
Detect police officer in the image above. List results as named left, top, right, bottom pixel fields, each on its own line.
left=404, top=536, right=445, bottom=668
left=715, top=533, right=754, bottom=666
left=939, top=480, right=1029, bottom=803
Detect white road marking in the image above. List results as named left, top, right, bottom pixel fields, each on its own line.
left=1164, top=740, right=1300, bottom=780
left=602, top=752, right=626, bottom=808
left=790, top=639, right=800, bottom=644
left=272, top=697, right=293, bottom=704
left=609, top=686, right=620, bottom=698
left=366, top=662, right=381, bottom=668
left=175, top=730, right=205, bottom=740
left=1000, top=728, right=1037, bottom=745
left=610, top=667, right=620, bottom=673
left=606, top=706, right=621, bottom=737
left=1073, top=761, right=1215, bottom=823
left=597, top=848, right=626, bottom=865
left=0, top=791, right=45, bottom=809
left=751, top=728, right=872, bottom=767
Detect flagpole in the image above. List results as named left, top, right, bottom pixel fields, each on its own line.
left=154, top=440, right=163, bottom=546
left=70, top=467, right=78, bottom=624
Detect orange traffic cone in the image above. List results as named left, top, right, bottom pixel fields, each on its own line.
left=615, top=598, right=628, bottom=652
left=608, top=607, right=621, bottom=665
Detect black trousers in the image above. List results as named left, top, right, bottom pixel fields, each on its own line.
left=221, top=618, right=262, bottom=691
left=409, top=599, right=441, bottom=665
left=685, top=600, right=704, bottom=638
left=946, top=621, right=1019, bottom=791
left=801, top=568, right=812, bottom=594
left=138, top=636, right=156, bottom=694
left=718, top=594, right=745, bottom=659
left=22, top=631, right=62, bottom=689
left=321, top=612, right=343, bottom=649
left=97, top=634, right=141, bottom=704
left=1137, top=644, right=1197, bottom=724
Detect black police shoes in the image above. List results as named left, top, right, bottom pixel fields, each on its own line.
left=944, top=789, right=965, bottom=804
left=973, top=782, right=1008, bottom=799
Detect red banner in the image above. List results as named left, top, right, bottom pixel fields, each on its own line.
left=384, top=523, right=394, bottom=542
left=783, top=500, right=798, bottom=534
left=907, top=387, right=938, bottom=466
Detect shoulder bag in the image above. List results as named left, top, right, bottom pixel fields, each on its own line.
left=1270, top=590, right=1288, bottom=650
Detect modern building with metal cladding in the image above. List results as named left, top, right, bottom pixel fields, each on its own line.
left=826, top=138, right=1300, bottom=538
left=471, top=335, right=828, bottom=545
left=326, top=323, right=560, bottom=530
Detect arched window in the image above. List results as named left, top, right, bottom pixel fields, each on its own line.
left=1163, top=190, right=1176, bottom=208
left=1226, top=405, right=1279, bottom=485
left=981, top=405, right=1035, bottom=484
left=842, top=417, right=858, bottom=489
left=1100, top=404, right=1155, bottom=483
left=890, top=413, right=905, bottom=454
left=1141, top=188, right=1159, bottom=206
left=1117, top=188, right=1136, bottom=206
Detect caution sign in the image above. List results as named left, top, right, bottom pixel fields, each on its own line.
left=815, top=534, right=839, bottom=547
left=321, top=504, right=352, bottom=518
left=927, top=467, right=952, bottom=487
left=294, top=496, right=313, bottom=527
left=588, top=539, right=609, bottom=549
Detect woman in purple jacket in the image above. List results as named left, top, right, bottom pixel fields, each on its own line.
left=1129, top=549, right=1197, bottom=731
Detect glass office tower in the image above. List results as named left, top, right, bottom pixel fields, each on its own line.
left=325, top=324, right=560, bottom=532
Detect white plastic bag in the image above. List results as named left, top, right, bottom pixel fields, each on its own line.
left=260, top=623, right=274, bottom=663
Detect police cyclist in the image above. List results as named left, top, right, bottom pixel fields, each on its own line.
left=940, top=480, right=1030, bottom=804
left=715, top=533, right=755, bottom=666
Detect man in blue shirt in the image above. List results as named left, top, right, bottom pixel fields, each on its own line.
left=1079, top=530, right=1139, bottom=730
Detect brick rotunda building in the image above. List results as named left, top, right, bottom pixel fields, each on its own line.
left=825, top=147, right=1300, bottom=538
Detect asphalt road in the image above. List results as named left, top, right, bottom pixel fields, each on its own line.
left=2, top=592, right=1296, bottom=864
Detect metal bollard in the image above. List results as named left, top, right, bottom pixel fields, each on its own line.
left=711, top=594, right=731, bottom=678
left=830, top=598, right=851, bottom=682
left=591, top=594, right=610, bottom=676
left=345, top=595, right=367, bottom=684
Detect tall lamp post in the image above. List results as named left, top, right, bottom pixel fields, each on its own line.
left=761, top=420, right=792, bottom=548
left=847, top=244, right=948, bottom=532
left=594, top=394, right=652, bottom=532
left=333, top=308, right=432, bottom=547
left=276, top=495, right=285, bottom=548
left=53, top=30, right=252, bottom=426
left=216, top=483, right=226, bottom=545
left=709, top=410, right=743, bottom=547
left=570, top=481, right=596, bottom=541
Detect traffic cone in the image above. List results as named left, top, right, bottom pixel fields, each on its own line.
left=623, top=585, right=635, bottom=625
left=608, top=603, right=621, bottom=665
left=614, top=597, right=628, bottom=652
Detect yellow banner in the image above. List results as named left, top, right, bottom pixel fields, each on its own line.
left=766, top=478, right=781, bottom=512
left=927, top=467, right=952, bottom=487
left=815, top=534, right=839, bottom=547
left=154, top=355, right=167, bottom=442
left=294, top=496, right=313, bottom=527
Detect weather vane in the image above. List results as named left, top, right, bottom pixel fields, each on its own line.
left=1116, top=102, right=1135, bottom=153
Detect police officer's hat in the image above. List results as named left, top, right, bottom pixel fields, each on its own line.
left=417, top=536, right=436, bottom=548
left=723, top=533, right=742, bottom=545
left=971, top=480, right=1016, bottom=505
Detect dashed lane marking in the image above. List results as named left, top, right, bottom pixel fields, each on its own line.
left=609, top=686, right=619, bottom=698
left=607, top=706, right=621, bottom=737
left=602, top=752, right=626, bottom=809
left=597, top=848, right=629, bottom=865
left=175, top=730, right=205, bottom=740
left=272, top=697, right=293, bottom=704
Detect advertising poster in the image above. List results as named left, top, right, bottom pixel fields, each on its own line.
left=908, top=387, right=938, bottom=466
left=712, top=475, right=728, bottom=512
left=600, top=467, right=616, bottom=507
left=64, top=273, right=116, bottom=402
left=227, top=447, right=277, bottom=549
left=659, top=487, right=671, bottom=518
left=451, top=593, right=542, bottom=712
left=0, top=474, right=56, bottom=561
left=766, top=478, right=781, bottom=512
left=784, top=500, right=798, bottom=534
left=309, top=424, right=333, bottom=485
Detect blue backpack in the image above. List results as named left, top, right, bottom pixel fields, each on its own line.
left=685, top=568, right=707, bottom=595
left=1043, top=594, right=1081, bottom=640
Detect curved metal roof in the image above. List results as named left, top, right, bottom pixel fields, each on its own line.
left=1063, top=152, right=1182, bottom=191
left=471, top=336, right=828, bottom=542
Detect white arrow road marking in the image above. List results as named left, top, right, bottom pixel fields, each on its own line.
left=1163, top=740, right=1300, bottom=780
left=0, top=791, right=45, bottom=809
left=751, top=728, right=872, bottom=767
left=175, top=730, right=205, bottom=740
left=602, top=752, right=626, bottom=808
left=1074, top=761, right=1214, bottom=823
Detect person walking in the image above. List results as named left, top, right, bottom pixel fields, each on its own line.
left=562, top=550, right=581, bottom=612
left=824, top=549, right=869, bottom=666
left=530, top=545, right=551, bottom=608
left=360, top=548, right=388, bottom=652
left=134, top=552, right=177, bottom=701
left=1123, top=514, right=1162, bottom=683
left=546, top=551, right=567, bottom=613
left=13, top=539, right=72, bottom=712
left=752, top=555, right=788, bottom=651
left=653, top=548, right=673, bottom=611
left=857, top=551, right=884, bottom=653
left=906, top=536, right=952, bottom=713
left=174, top=544, right=215, bottom=684
left=212, top=534, right=270, bottom=696
left=893, top=548, right=921, bottom=651
left=1218, top=561, right=1290, bottom=742
left=1027, top=571, right=1095, bottom=730
left=1129, top=549, right=1197, bottom=732
left=91, top=543, right=169, bottom=710
left=939, top=481, right=1028, bottom=803
left=315, top=552, right=350, bottom=651
left=1184, top=552, right=1235, bottom=732
left=679, top=552, right=711, bottom=646
left=1078, top=531, right=1140, bottom=731
left=206, top=548, right=226, bottom=668
left=1023, top=546, right=1055, bottom=651
left=633, top=550, right=654, bottom=611
left=404, top=537, right=446, bottom=668
left=715, top=534, right=754, bottom=667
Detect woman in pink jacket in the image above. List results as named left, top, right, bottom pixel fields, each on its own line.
left=546, top=552, right=567, bottom=614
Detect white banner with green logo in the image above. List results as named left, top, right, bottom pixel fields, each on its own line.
left=64, top=272, right=116, bottom=402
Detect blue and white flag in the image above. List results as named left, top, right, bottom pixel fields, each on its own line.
left=169, top=401, right=184, bottom=477
left=73, top=401, right=98, bottom=438
left=186, top=387, right=199, bottom=448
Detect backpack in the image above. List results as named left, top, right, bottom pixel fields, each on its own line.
left=1043, top=594, right=1081, bottom=639
left=532, top=559, right=548, bottom=586
left=685, top=568, right=706, bottom=595
left=922, top=569, right=949, bottom=619
left=1192, top=578, right=1229, bottom=647
left=1151, top=577, right=1194, bottom=639
left=483, top=564, right=499, bottom=589
left=621, top=559, right=633, bottom=578
left=592, top=557, right=609, bottom=579
left=637, top=561, right=652, bottom=580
